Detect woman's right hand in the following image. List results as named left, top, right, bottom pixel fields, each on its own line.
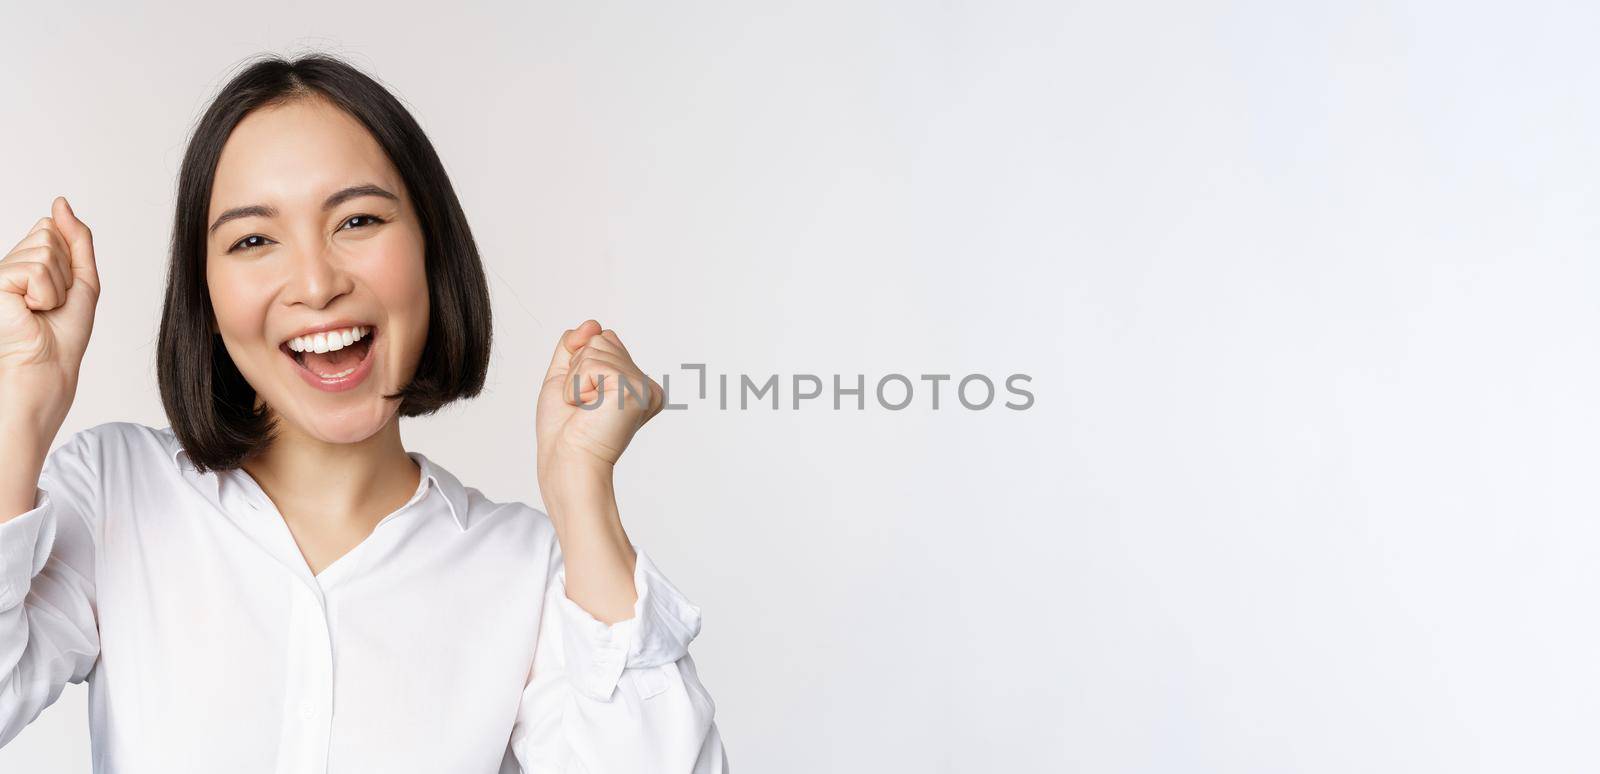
left=0, top=196, right=100, bottom=443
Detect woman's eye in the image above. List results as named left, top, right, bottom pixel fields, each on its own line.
left=228, top=235, right=271, bottom=253
left=340, top=214, right=386, bottom=231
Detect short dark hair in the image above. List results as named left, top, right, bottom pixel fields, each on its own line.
left=158, top=53, right=493, bottom=472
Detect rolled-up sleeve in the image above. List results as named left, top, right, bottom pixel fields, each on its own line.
left=0, top=430, right=103, bottom=749
left=0, top=491, right=58, bottom=611
left=510, top=540, right=728, bottom=773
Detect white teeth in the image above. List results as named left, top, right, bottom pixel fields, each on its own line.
left=286, top=326, right=369, bottom=353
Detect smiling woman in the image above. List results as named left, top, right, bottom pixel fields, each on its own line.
left=0, top=53, right=724, bottom=773
left=160, top=58, right=489, bottom=467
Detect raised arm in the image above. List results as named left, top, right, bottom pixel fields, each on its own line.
left=2, top=197, right=99, bottom=515
left=0, top=196, right=104, bottom=747
left=510, top=320, right=727, bottom=771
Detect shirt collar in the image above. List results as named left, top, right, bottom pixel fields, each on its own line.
left=409, top=451, right=472, bottom=532
left=169, top=438, right=473, bottom=532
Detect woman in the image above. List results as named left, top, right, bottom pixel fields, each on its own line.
left=0, top=54, right=726, bottom=773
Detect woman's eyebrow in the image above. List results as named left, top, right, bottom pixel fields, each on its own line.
left=207, top=184, right=399, bottom=236
left=322, top=183, right=399, bottom=211
left=208, top=204, right=277, bottom=236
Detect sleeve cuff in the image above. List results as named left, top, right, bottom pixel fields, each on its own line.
left=554, top=545, right=704, bottom=702
left=0, top=488, right=56, bottom=611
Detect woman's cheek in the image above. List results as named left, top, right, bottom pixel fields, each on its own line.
left=206, top=263, right=271, bottom=363
left=361, top=232, right=430, bottom=384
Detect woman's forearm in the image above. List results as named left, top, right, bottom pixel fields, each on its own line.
left=542, top=462, right=639, bottom=625
left=0, top=415, right=49, bottom=523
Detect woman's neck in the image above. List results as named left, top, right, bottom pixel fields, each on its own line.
left=240, top=413, right=421, bottom=528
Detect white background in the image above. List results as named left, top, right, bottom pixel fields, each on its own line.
left=2, top=1, right=1595, bottom=772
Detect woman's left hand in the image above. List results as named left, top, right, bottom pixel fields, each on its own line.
left=535, top=319, right=664, bottom=493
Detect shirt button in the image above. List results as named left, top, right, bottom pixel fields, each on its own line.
left=299, top=702, right=317, bottom=720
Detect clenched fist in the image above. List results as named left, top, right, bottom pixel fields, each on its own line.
left=535, top=320, right=664, bottom=491
left=0, top=197, right=101, bottom=441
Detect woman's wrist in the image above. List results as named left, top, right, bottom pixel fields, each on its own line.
left=540, top=458, right=616, bottom=524
left=0, top=375, right=69, bottom=448
left=539, top=439, right=617, bottom=505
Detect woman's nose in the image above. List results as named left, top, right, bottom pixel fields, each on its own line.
left=282, top=241, right=354, bottom=310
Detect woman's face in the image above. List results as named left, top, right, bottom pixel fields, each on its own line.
left=205, top=95, right=430, bottom=445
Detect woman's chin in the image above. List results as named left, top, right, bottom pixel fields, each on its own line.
left=310, top=423, right=386, bottom=446
left=275, top=401, right=395, bottom=446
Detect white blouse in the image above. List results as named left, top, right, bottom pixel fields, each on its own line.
left=0, top=422, right=727, bottom=773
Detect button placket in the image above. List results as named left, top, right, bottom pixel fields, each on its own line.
left=274, top=583, right=336, bottom=774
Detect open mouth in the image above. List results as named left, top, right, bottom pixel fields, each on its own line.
left=280, top=325, right=377, bottom=384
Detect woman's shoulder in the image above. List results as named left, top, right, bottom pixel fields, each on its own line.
left=53, top=424, right=560, bottom=537
left=410, top=451, right=558, bottom=544
left=50, top=420, right=182, bottom=467
left=35, top=422, right=186, bottom=516
left=460, top=492, right=559, bottom=552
